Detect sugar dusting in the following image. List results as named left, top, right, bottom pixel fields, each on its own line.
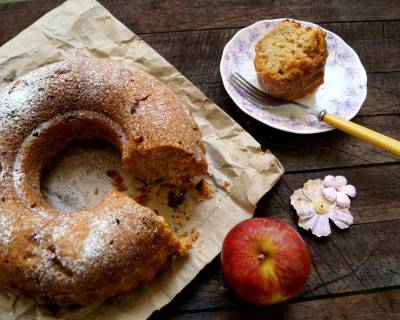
left=0, top=216, right=12, bottom=247
left=0, top=68, right=53, bottom=135
left=0, top=59, right=206, bottom=303
left=76, top=210, right=123, bottom=275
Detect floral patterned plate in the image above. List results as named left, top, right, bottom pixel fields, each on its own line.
left=220, top=18, right=367, bottom=134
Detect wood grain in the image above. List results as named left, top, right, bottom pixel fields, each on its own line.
left=0, top=1, right=399, bottom=319
left=257, top=163, right=400, bottom=225
left=139, top=21, right=400, bottom=171
left=2, top=4, right=399, bottom=171
left=141, top=20, right=400, bottom=86
left=153, top=290, right=400, bottom=320
left=199, top=71, right=400, bottom=117
left=199, top=82, right=400, bottom=171
left=145, top=164, right=400, bottom=314
left=152, top=220, right=400, bottom=313
left=1, top=0, right=400, bottom=36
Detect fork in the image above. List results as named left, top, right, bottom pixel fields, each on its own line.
left=229, top=72, right=400, bottom=157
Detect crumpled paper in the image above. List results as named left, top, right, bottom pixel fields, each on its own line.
left=0, top=0, right=284, bottom=319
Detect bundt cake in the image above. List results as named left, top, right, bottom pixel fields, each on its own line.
left=0, top=59, right=207, bottom=305
left=254, top=19, right=328, bottom=101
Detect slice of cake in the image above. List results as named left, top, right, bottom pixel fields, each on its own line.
left=254, top=19, right=328, bottom=100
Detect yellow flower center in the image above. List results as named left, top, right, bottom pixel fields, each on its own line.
left=313, top=199, right=330, bottom=215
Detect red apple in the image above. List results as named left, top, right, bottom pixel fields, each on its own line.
left=221, top=218, right=311, bottom=305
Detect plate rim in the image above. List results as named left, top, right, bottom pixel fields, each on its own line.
left=220, top=18, right=368, bottom=135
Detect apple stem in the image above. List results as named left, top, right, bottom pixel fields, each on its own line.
left=257, top=253, right=265, bottom=261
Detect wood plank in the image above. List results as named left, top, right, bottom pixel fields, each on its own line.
left=259, top=114, right=400, bottom=171
left=105, top=1, right=400, bottom=33
left=141, top=20, right=400, bottom=86
left=153, top=290, right=400, bottom=320
left=2, top=0, right=400, bottom=36
left=0, top=1, right=62, bottom=45
left=200, top=71, right=400, bottom=118
left=199, top=82, right=400, bottom=171
left=156, top=221, right=400, bottom=313
left=364, top=72, right=400, bottom=116
left=257, top=163, right=400, bottom=225
left=149, top=164, right=400, bottom=313
left=1, top=7, right=399, bottom=171
left=3, top=7, right=397, bottom=78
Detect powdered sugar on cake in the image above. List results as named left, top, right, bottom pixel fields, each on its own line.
left=0, top=59, right=205, bottom=305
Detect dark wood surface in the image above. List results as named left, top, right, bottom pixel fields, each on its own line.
left=0, top=0, right=399, bottom=319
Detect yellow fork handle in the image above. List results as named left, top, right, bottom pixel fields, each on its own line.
left=322, top=112, right=400, bottom=157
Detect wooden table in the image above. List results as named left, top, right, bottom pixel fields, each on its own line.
left=1, top=1, right=399, bottom=319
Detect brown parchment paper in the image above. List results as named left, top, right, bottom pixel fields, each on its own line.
left=0, top=0, right=284, bottom=319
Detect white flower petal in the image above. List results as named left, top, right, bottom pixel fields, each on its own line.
left=333, top=208, right=354, bottom=225
left=335, top=176, right=347, bottom=187
left=323, top=175, right=336, bottom=188
left=342, top=184, right=356, bottom=198
left=311, top=215, right=331, bottom=237
left=336, top=192, right=351, bottom=207
left=331, top=219, right=350, bottom=229
left=298, top=215, right=318, bottom=231
left=301, top=203, right=316, bottom=219
left=290, top=189, right=304, bottom=210
left=323, top=187, right=337, bottom=202
left=291, top=189, right=317, bottom=220
left=303, top=179, right=324, bottom=201
left=295, top=200, right=315, bottom=219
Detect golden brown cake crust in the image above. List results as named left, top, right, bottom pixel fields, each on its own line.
left=0, top=59, right=206, bottom=306
left=254, top=19, right=328, bottom=100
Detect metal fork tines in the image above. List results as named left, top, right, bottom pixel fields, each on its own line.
left=228, top=72, right=325, bottom=120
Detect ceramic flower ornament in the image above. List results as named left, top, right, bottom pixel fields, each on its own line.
left=290, top=178, right=355, bottom=237
left=323, top=175, right=356, bottom=207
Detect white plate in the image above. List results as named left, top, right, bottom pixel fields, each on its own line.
left=220, top=18, right=367, bottom=134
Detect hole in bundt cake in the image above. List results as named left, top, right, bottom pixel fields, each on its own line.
left=41, top=139, right=123, bottom=212
left=12, top=111, right=128, bottom=212
left=15, top=106, right=205, bottom=214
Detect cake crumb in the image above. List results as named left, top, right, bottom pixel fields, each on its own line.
left=191, top=228, right=200, bottom=242
left=168, top=190, right=186, bottom=208
left=94, top=188, right=99, bottom=195
left=174, top=218, right=182, bottom=227
left=224, top=180, right=230, bottom=188
left=106, top=169, right=126, bottom=192
left=195, top=180, right=214, bottom=198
